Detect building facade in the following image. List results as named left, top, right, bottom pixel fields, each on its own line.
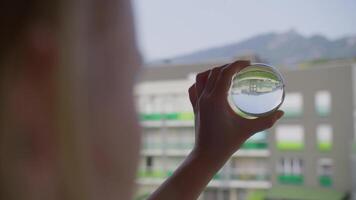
left=134, top=59, right=356, bottom=200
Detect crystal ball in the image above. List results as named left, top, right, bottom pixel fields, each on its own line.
left=228, top=63, right=285, bottom=119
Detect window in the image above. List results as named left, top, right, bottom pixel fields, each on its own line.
left=280, top=93, right=303, bottom=117
left=138, top=156, right=166, bottom=179
left=144, top=132, right=162, bottom=150
left=316, top=125, right=333, bottom=151
left=162, top=94, right=175, bottom=116
left=231, top=158, right=269, bottom=181
left=146, top=156, right=153, bottom=172
left=139, top=95, right=163, bottom=121
left=276, top=125, right=304, bottom=150
left=203, top=189, right=230, bottom=200
left=277, top=158, right=304, bottom=185
left=318, top=158, right=333, bottom=187
left=315, top=90, right=331, bottom=116
left=147, top=93, right=194, bottom=121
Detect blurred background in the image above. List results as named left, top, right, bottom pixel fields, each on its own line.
left=131, top=0, right=356, bottom=199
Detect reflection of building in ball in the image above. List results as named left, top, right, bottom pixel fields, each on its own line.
left=232, top=70, right=283, bottom=96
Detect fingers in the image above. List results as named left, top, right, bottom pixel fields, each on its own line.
left=192, top=60, right=250, bottom=110
left=214, top=60, right=250, bottom=96
left=204, top=65, right=226, bottom=94
left=190, top=69, right=215, bottom=111
left=188, top=84, right=197, bottom=111
left=248, top=110, right=284, bottom=133
left=195, top=70, right=210, bottom=98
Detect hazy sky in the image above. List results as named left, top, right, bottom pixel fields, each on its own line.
left=132, top=0, right=356, bottom=61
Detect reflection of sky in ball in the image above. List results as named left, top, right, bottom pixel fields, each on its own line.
left=232, top=89, right=284, bottom=114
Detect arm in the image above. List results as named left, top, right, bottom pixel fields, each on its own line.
left=148, top=60, right=284, bottom=200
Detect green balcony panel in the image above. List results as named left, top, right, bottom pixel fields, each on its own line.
left=140, top=112, right=195, bottom=121
left=266, top=185, right=345, bottom=200
left=163, top=113, right=179, bottom=120
left=138, top=170, right=167, bottom=179
left=277, top=142, right=304, bottom=150
left=177, top=112, right=194, bottom=120
left=278, top=175, right=304, bottom=185
left=137, top=170, right=145, bottom=178
left=319, top=175, right=332, bottom=187
left=318, top=142, right=332, bottom=151
left=242, top=142, right=268, bottom=149
left=140, top=113, right=163, bottom=121
left=247, top=190, right=266, bottom=200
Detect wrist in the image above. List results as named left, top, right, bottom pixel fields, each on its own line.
left=189, top=147, right=230, bottom=172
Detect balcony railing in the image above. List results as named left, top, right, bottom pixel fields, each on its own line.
left=140, top=112, right=194, bottom=121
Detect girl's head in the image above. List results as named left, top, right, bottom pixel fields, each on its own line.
left=0, top=1, right=141, bottom=199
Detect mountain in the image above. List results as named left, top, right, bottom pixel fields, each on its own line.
left=151, top=30, right=356, bottom=67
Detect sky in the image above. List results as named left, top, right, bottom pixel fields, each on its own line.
left=132, top=0, right=356, bottom=61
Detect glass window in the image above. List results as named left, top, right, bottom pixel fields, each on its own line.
left=276, top=125, right=304, bottom=150
left=315, top=90, right=331, bottom=116
left=146, top=156, right=153, bottom=172
left=316, top=125, right=333, bottom=151
left=137, top=95, right=152, bottom=120
left=162, top=94, right=179, bottom=120
left=277, top=157, right=304, bottom=185
left=318, top=158, right=333, bottom=187
left=162, top=94, right=175, bottom=114
left=231, top=158, right=269, bottom=181
left=152, top=95, right=163, bottom=113
left=280, top=93, right=303, bottom=117
left=292, top=158, right=303, bottom=175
